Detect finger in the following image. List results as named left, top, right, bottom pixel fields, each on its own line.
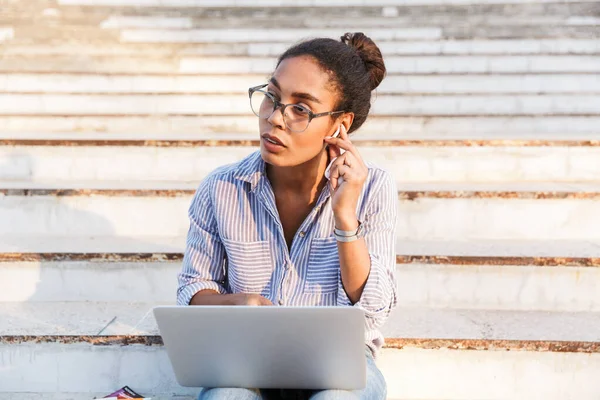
left=325, top=137, right=366, bottom=168
left=323, top=137, right=355, bottom=156
left=341, top=151, right=358, bottom=168
left=328, top=141, right=341, bottom=160
left=329, top=156, right=347, bottom=190
left=263, top=296, right=273, bottom=306
left=332, top=153, right=358, bottom=173
left=339, top=124, right=350, bottom=140
left=329, top=164, right=352, bottom=191
left=325, top=132, right=343, bottom=157
left=329, top=164, right=340, bottom=191
left=331, top=153, right=348, bottom=169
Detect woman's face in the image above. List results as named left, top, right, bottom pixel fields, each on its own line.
left=258, top=55, right=343, bottom=167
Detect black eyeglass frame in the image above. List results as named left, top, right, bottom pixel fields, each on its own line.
left=248, top=84, right=345, bottom=133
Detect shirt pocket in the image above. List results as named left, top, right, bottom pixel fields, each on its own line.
left=222, top=238, right=274, bottom=295
left=304, top=236, right=340, bottom=295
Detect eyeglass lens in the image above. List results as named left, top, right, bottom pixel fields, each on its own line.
left=250, top=90, right=311, bottom=132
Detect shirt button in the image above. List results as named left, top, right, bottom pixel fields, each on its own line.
left=278, top=299, right=284, bottom=305
left=299, top=231, right=305, bottom=237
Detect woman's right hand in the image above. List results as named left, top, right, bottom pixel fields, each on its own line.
left=229, top=293, right=273, bottom=306
left=190, top=290, right=273, bottom=306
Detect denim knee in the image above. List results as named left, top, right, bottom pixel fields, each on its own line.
left=198, top=387, right=261, bottom=400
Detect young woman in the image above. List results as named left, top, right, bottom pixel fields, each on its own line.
left=177, top=32, right=398, bottom=400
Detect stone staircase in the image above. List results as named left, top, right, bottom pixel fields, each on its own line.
left=1, top=0, right=600, bottom=399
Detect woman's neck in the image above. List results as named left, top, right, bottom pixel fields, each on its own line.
left=266, top=150, right=330, bottom=198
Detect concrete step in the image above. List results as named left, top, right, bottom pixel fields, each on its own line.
left=2, top=55, right=598, bottom=74
left=1, top=304, right=599, bottom=399
left=3, top=235, right=600, bottom=256
left=3, top=302, right=599, bottom=341
left=1, top=131, right=598, bottom=142
left=54, top=0, right=600, bottom=5
left=177, top=55, right=600, bottom=74
left=95, top=15, right=597, bottom=30
left=117, top=27, right=445, bottom=43
left=3, top=185, right=600, bottom=242
left=3, top=73, right=600, bottom=94
left=0, top=396, right=193, bottom=400
left=2, top=253, right=599, bottom=312
left=82, top=18, right=600, bottom=38
left=0, top=235, right=185, bottom=253
left=254, top=39, right=600, bottom=56
left=1, top=93, right=599, bottom=116
left=117, top=26, right=600, bottom=42
left=4, top=39, right=600, bottom=57
left=19, top=24, right=593, bottom=49
left=1, top=116, right=599, bottom=138
left=2, top=338, right=599, bottom=399
left=2, top=142, right=600, bottom=184
left=8, top=2, right=592, bottom=25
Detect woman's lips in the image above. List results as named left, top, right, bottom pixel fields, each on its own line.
left=262, top=134, right=285, bottom=146
left=262, top=137, right=286, bottom=153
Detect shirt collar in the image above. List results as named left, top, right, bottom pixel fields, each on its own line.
left=233, top=151, right=266, bottom=193
left=234, top=150, right=334, bottom=194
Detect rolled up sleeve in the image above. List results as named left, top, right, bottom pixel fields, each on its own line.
left=177, top=177, right=228, bottom=306
left=337, top=170, right=398, bottom=331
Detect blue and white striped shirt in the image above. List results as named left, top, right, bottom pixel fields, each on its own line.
left=177, top=150, right=398, bottom=354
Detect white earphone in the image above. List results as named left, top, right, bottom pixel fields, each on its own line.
left=332, top=125, right=341, bottom=138
left=325, top=125, right=345, bottom=186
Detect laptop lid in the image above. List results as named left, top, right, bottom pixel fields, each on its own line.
left=153, top=306, right=366, bottom=390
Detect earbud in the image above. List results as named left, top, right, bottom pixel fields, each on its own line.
left=332, top=125, right=341, bottom=138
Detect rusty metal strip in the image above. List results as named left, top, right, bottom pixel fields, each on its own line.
left=3, top=188, right=600, bottom=199
left=2, top=336, right=599, bottom=353
left=384, top=338, right=600, bottom=353
left=0, top=140, right=259, bottom=147
left=1, top=139, right=599, bottom=147
left=0, top=335, right=164, bottom=346
left=400, top=191, right=600, bottom=200
left=0, top=253, right=184, bottom=262
left=396, top=255, right=600, bottom=267
left=0, top=189, right=195, bottom=196
left=2, top=253, right=599, bottom=267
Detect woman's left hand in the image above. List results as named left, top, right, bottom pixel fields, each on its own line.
left=323, top=124, right=368, bottom=227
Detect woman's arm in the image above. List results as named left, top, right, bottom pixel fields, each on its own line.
left=177, top=177, right=228, bottom=305
left=336, top=172, right=398, bottom=329
left=333, top=217, right=369, bottom=304
left=178, top=174, right=272, bottom=307
left=324, top=126, right=398, bottom=330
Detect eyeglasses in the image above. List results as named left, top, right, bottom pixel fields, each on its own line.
left=248, top=84, right=345, bottom=133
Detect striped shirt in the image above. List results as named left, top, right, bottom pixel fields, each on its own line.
left=177, top=150, right=398, bottom=355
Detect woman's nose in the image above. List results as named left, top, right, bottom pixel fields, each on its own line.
left=266, top=105, right=286, bottom=130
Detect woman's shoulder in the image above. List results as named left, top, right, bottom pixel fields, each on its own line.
left=362, top=161, right=397, bottom=201
left=364, top=161, right=395, bottom=185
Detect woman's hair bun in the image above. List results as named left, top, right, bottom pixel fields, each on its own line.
left=340, top=32, right=386, bottom=91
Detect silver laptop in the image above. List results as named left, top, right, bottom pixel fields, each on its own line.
left=153, top=306, right=367, bottom=390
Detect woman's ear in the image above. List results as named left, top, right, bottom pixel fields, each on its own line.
left=340, top=113, right=355, bottom=134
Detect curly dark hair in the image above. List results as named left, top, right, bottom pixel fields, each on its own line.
left=276, top=32, right=386, bottom=134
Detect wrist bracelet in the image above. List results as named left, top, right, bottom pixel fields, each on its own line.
left=334, top=227, right=358, bottom=237
left=334, top=232, right=360, bottom=242
left=333, top=221, right=363, bottom=242
left=334, top=221, right=362, bottom=237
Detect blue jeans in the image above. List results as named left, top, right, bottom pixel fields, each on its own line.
left=197, top=348, right=386, bottom=400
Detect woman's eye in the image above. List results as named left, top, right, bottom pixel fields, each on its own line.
left=291, top=105, right=310, bottom=115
